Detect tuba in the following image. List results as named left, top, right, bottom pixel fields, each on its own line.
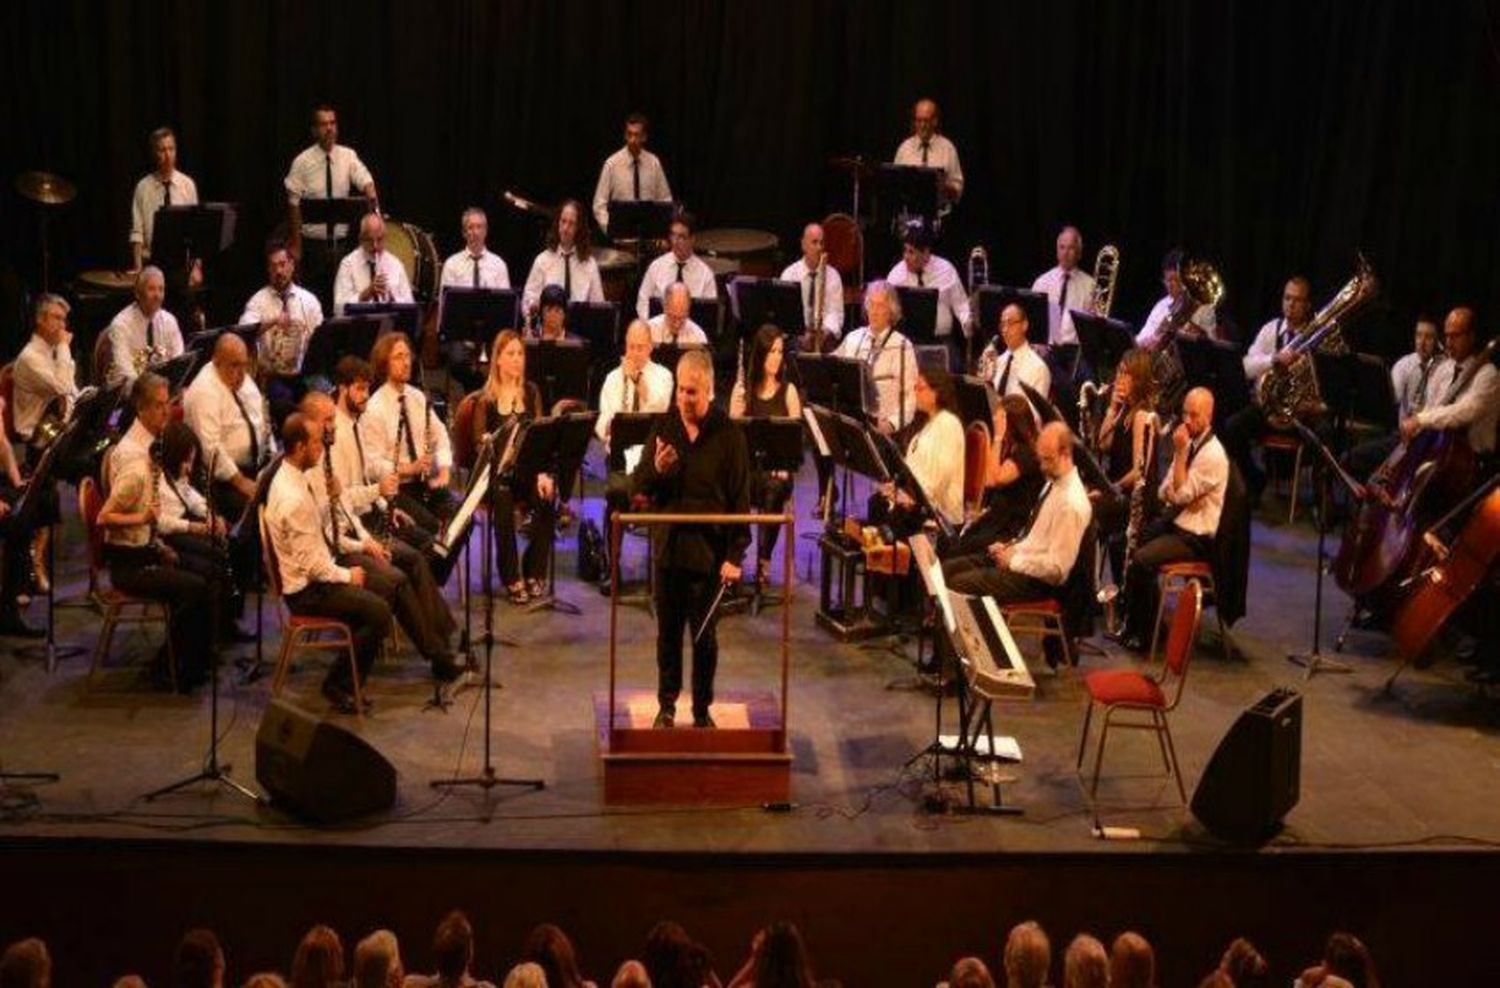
left=1089, top=244, right=1120, bottom=318
left=1255, top=256, right=1378, bottom=430
left=1152, top=255, right=1224, bottom=414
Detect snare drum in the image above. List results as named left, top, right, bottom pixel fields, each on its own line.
left=77, top=269, right=136, bottom=296
left=595, top=246, right=637, bottom=304
left=696, top=228, right=779, bottom=277
left=383, top=220, right=441, bottom=303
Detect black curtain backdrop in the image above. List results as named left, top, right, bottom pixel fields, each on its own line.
left=2, top=0, right=1497, bottom=357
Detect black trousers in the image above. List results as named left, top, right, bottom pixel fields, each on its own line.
left=654, top=567, right=722, bottom=717
left=283, top=581, right=391, bottom=691
left=490, top=486, right=557, bottom=586
left=343, top=543, right=453, bottom=663
left=942, top=553, right=1059, bottom=603
left=751, top=471, right=794, bottom=565
left=0, top=486, right=35, bottom=621
left=264, top=373, right=307, bottom=436
left=1122, top=519, right=1213, bottom=638
left=105, top=544, right=213, bottom=683
left=396, top=481, right=457, bottom=534
left=163, top=532, right=244, bottom=630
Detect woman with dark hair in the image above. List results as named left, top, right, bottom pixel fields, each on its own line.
left=942, top=392, right=1044, bottom=558
left=872, top=364, right=965, bottom=538
left=727, top=922, right=819, bottom=988
left=475, top=329, right=555, bottom=603
left=730, top=325, right=803, bottom=586
left=155, top=419, right=246, bottom=641
left=522, top=923, right=595, bottom=988
left=644, top=921, right=720, bottom=988
left=1295, top=932, right=1379, bottom=988
left=1093, top=348, right=1163, bottom=631
left=290, top=925, right=345, bottom=988
left=1219, top=937, right=1269, bottom=987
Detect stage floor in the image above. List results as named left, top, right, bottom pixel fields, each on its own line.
left=2, top=466, right=1497, bottom=857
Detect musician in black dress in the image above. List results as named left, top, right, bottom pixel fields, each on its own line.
left=729, top=325, right=803, bottom=588
left=473, top=330, right=557, bottom=604
left=1091, top=349, right=1161, bottom=588
left=631, top=348, right=751, bottom=729
left=942, top=393, right=1043, bottom=559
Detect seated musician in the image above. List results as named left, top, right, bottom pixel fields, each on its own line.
left=265, top=412, right=392, bottom=715
left=533, top=284, right=583, bottom=343
left=885, top=220, right=971, bottom=366
left=182, top=333, right=274, bottom=523
left=300, top=392, right=461, bottom=684
left=648, top=283, right=709, bottom=346
left=1091, top=349, right=1161, bottom=587
left=11, top=293, right=81, bottom=588
left=832, top=281, right=917, bottom=434
left=593, top=112, right=673, bottom=236
left=942, top=422, right=1093, bottom=665
left=978, top=303, right=1051, bottom=412
left=1031, top=226, right=1097, bottom=360
left=1221, top=276, right=1314, bottom=503
left=522, top=199, right=604, bottom=314
left=1135, top=249, right=1218, bottom=350
left=105, top=266, right=184, bottom=390
left=129, top=126, right=201, bottom=285
left=361, top=332, right=456, bottom=529
left=96, top=373, right=213, bottom=690
left=944, top=394, right=1044, bottom=559
left=870, top=365, right=965, bottom=539
left=0, top=409, right=43, bottom=637
left=892, top=98, right=964, bottom=203
left=333, top=212, right=414, bottom=316
left=730, top=324, right=804, bottom=587
left=780, top=223, right=844, bottom=346
left=1391, top=315, right=1443, bottom=420
left=636, top=211, right=717, bottom=321
left=1113, top=387, right=1228, bottom=652
left=329, top=356, right=433, bottom=554
left=240, top=240, right=325, bottom=431
left=598, top=320, right=675, bottom=527
left=438, top=207, right=511, bottom=392
left=471, top=330, right=557, bottom=604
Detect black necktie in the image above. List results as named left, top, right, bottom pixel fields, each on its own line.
left=351, top=419, right=368, bottom=478
left=675, top=261, right=685, bottom=284
left=309, top=479, right=339, bottom=555
left=632, top=157, right=641, bottom=200
left=998, top=353, right=1014, bottom=394
left=1413, top=359, right=1432, bottom=413
left=1019, top=480, right=1053, bottom=540
left=562, top=252, right=573, bottom=298
left=806, top=274, right=816, bottom=325
left=368, top=258, right=380, bottom=300
left=324, top=153, right=335, bottom=240
left=162, top=179, right=172, bottom=207
left=398, top=393, right=418, bottom=461
left=229, top=385, right=260, bottom=469
left=1188, top=432, right=1211, bottom=467
left=146, top=314, right=156, bottom=350
left=631, top=374, right=641, bottom=412
left=1443, top=361, right=1470, bottom=404
left=866, top=333, right=883, bottom=366
left=920, top=140, right=930, bottom=166
left=1058, top=271, right=1070, bottom=323
left=917, top=269, right=925, bottom=288
left=471, top=255, right=481, bottom=288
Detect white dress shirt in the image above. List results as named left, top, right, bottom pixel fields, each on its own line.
left=284, top=144, right=374, bottom=241
left=240, top=284, right=325, bottom=375
left=105, top=302, right=185, bottom=389
left=11, top=334, right=79, bottom=440
left=105, top=419, right=156, bottom=490
left=596, top=360, right=674, bottom=447
left=360, top=382, right=454, bottom=479
left=593, top=147, right=673, bottom=231
left=779, top=259, right=845, bottom=339
left=1031, top=266, right=1097, bottom=346
left=301, top=462, right=372, bottom=555
left=1415, top=357, right=1498, bottom=455
left=1241, top=317, right=1304, bottom=383
left=440, top=248, right=511, bottom=291
left=331, top=406, right=387, bottom=515
left=266, top=461, right=351, bottom=594
left=906, top=409, right=965, bottom=525
left=646, top=314, right=708, bottom=347
left=886, top=255, right=971, bottom=338
left=1160, top=433, right=1229, bottom=538
left=1008, top=465, right=1092, bottom=586
left=990, top=343, right=1052, bottom=405
left=130, top=170, right=200, bottom=256
left=833, top=326, right=917, bottom=430
left=636, top=252, right=718, bottom=320
left=100, top=454, right=155, bottom=548
left=893, top=134, right=965, bottom=199
left=182, top=363, right=274, bottom=481
left=522, top=248, right=604, bottom=312
left=158, top=473, right=210, bottom=535
left=1390, top=351, right=1442, bottom=420
left=333, top=248, right=414, bottom=315
left=1136, top=294, right=1218, bottom=349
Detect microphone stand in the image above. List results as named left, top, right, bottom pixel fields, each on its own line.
left=144, top=449, right=262, bottom=803
left=1286, top=420, right=1355, bottom=679
left=431, top=429, right=544, bottom=808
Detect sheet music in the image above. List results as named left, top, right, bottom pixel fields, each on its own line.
left=910, top=534, right=957, bottom=635
left=622, top=444, right=645, bottom=475
left=803, top=406, right=831, bottom=458
left=438, top=442, right=494, bottom=556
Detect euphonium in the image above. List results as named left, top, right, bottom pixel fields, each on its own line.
left=1089, top=245, right=1120, bottom=318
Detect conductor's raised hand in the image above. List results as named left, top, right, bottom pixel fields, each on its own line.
left=653, top=436, right=679, bottom=474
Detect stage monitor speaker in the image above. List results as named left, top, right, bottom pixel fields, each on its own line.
left=1191, top=686, right=1302, bottom=843
left=256, top=699, right=397, bottom=822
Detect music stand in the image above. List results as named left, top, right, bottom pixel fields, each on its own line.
left=158, top=351, right=201, bottom=395
left=554, top=410, right=601, bottom=502
left=731, top=277, right=805, bottom=336
left=152, top=203, right=238, bottom=277
left=608, top=411, right=664, bottom=473
left=1073, top=311, right=1137, bottom=383
left=877, top=164, right=943, bottom=232
left=801, top=354, right=875, bottom=422
left=440, top=287, right=520, bottom=343
left=741, top=415, right=805, bottom=612
left=12, top=419, right=86, bottom=671
left=607, top=199, right=675, bottom=246
left=510, top=414, right=596, bottom=615
left=646, top=295, right=723, bottom=335
left=894, top=286, right=940, bottom=346
left=955, top=374, right=998, bottom=429
left=568, top=301, right=621, bottom=351
left=303, top=315, right=389, bottom=378
left=1019, top=381, right=1118, bottom=496
left=977, top=287, right=1050, bottom=348
left=189, top=321, right=260, bottom=358
left=804, top=404, right=845, bottom=523
left=297, top=196, right=371, bottom=243
left=525, top=339, right=591, bottom=409
left=1344, top=353, right=1398, bottom=432
left=344, top=301, right=421, bottom=339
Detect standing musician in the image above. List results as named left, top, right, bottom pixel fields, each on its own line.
left=1391, top=315, right=1443, bottom=420
left=361, top=332, right=456, bottom=530
left=96, top=373, right=213, bottom=690
left=265, top=412, right=392, bottom=715
left=1032, top=226, right=1096, bottom=355
left=182, top=333, right=273, bottom=523
left=328, top=356, right=433, bottom=552
left=648, top=283, right=709, bottom=346
left=1220, top=276, right=1315, bottom=503
left=129, top=126, right=202, bottom=286
left=598, top=320, right=675, bottom=522
left=522, top=199, right=604, bottom=314
left=730, top=324, right=804, bottom=587
left=870, top=365, right=966, bottom=537
left=636, top=211, right=717, bottom=321
left=1135, top=249, right=1219, bottom=349
left=473, top=330, right=558, bottom=605
left=593, top=112, right=674, bottom=235
left=284, top=103, right=379, bottom=308
left=300, top=392, right=461, bottom=684
left=885, top=220, right=971, bottom=364
left=1090, top=349, right=1161, bottom=588
left=942, top=393, right=1044, bottom=559
left=892, top=98, right=965, bottom=203
left=979, top=303, right=1052, bottom=414
left=240, top=240, right=325, bottom=431
left=0, top=414, right=43, bottom=637
left=631, top=349, right=751, bottom=730
left=780, top=223, right=844, bottom=346
left=832, top=281, right=917, bottom=434
left=333, top=212, right=414, bottom=316
left=1113, top=387, right=1228, bottom=652
left=105, top=266, right=184, bottom=390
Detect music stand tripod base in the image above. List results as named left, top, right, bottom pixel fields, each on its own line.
left=1288, top=650, right=1353, bottom=678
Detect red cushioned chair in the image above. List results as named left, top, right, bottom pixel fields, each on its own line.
left=1150, top=559, right=1230, bottom=663
left=1077, top=579, right=1202, bottom=803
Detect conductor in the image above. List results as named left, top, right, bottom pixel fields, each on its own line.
left=630, top=348, right=751, bottom=729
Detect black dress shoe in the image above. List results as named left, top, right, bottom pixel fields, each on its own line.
left=432, top=654, right=464, bottom=683
left=321, top=683, right=359, bottom=716
left=653, top=707, right=675, bottom=729
left=693, top=711, right=717, bottom=729
left=0, top=614, right=44, bottom=639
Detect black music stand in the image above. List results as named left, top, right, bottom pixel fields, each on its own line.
left=297, top=196, right=371, bottom=243
left=153, top=203, right=238, bottom=279
left=12, top=420, right=86, bottom=672
left=507, top=415, right=593, bottom=615
left=567, top=301, right=621, bottom=352
left=877, top=164, right=943, bottom=233
left=804, top=404, right=845, bottom=525
left=158, top=352, right=201, bottom=395
left=189, top=321, right=260, bottom=358
left=731, top=277, right=805, bottom=336
left=1073, top=311, right=1137, bottom=383
left=440, top=287, right=520, bottom=343
left=977, top=287, right=1050, bottom=348
left=607, top=199, right=675, bottom=247
left=303, top=315, right=389, bottom=378
left=1286, top=418, right=1356, bottom=679
left=344, top=301, right=421, bottom=339
left=894, top=286, right=940, bottom=346
left=525, top=339, right=591, bottom=409
left=603, top=410, right=663, bottom=611
left=1019, top=381, right=1118, bottom=496
left=797, top=354, right=875, bottom=420
left=741, top=415, right=805, bottom=612
left=955, top=374, right=997, bottom=430
left=1344, top=353, right=1399, bottom=432
left=646, top=295, right=723, bottom=336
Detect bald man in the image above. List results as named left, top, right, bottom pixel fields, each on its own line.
left=105, top=266, right=185, bottom=389
left=1114, top=387, right=1228, bottom=651
left=647, top=282, right=709, bottom=346
left=779, top=222, right=845, bottom=343
left=333, top=212, right=414, bottom=315
left=893, top=98, right=964, bottom=202
left=182, top=332, right=274, bottom=519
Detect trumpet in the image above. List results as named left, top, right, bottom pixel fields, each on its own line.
left=1090, top=244, right=1120, bottom=317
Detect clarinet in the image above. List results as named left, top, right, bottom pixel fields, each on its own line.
left=323, top=425, right=354, bottom=550
left=388, top=393, right=410, bottom=549
left=147, top=440, right=164, bottom=554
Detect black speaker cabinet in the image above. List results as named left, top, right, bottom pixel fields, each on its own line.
left=256, top=699, right=397, bottom=822
left=1191, top=686, right=1302, bottom=842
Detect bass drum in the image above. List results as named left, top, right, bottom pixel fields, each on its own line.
left=383, top=219, right=441, bottom=304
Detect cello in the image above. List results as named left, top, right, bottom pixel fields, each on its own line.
left=1388, top=475, right=1500, bottom=680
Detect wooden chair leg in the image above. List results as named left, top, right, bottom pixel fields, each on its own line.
left=272, top=633, right=295, bottom=696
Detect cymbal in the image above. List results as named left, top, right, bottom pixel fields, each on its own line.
left=502, top=189, right=556, bottom=219
left=15, top=171, right=77, bottom=206
left=828, top=155, right=875, bottom=177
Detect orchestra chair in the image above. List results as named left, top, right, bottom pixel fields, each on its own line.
left=258, top=509, right=364, bottom=723
left=1077, top=579, right=1202, bottom=803
left=962, top=422, right=990, bottom=517
left=1260, top=430, right=1309, bottom=523
left=78, top=476, right=176, bottom=693
left=91, top=334, right=113, bottom=388
left=999, top=523, right=1098, bottom=673
left=1149, top=558, right=1232, bottom=664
